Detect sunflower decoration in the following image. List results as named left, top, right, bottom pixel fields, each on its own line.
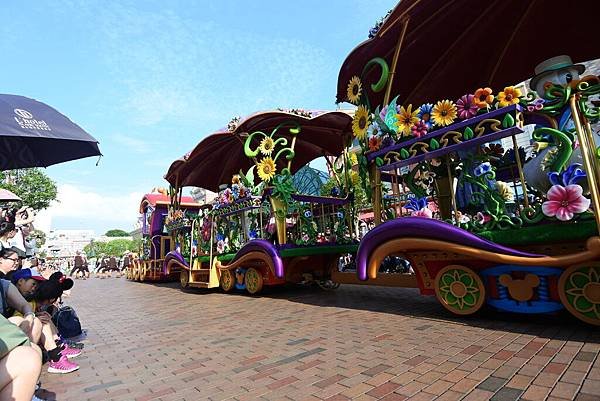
left=431, top=100, right=457, bottom=127
left=347, top=76, right=363, bottom=104
left=396, top=104, right=420, bottom=137
left=352, top=105, right=370, bottom=140
left=497, top=86, right=522, bottom=107
left=259, top=137, right=275, bottom=156
left=257, top=157, right=277, bottom=182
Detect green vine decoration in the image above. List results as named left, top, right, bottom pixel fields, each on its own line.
left=359, top=57, right=389, bottom=111
left=532, top=127, right=574, bottom=172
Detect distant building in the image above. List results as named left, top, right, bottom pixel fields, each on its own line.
left=44, top=229, right=95, bottom=258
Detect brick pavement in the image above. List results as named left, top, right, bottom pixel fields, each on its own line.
left=37, top=278, right=600, bottom=401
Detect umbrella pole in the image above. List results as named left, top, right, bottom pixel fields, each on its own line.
left=383, top=17, right=410, bottom=105
left=570, top=94, right=600, bottom=233
left=371, top=17, right=409, bottom=226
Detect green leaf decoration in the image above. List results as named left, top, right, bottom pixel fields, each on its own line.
left=429, top=138, right=440, bottom=150
left=375, top=157, right=384, bottom=167
left=400, top=148, right=410, bottom=159
left=463, top=126, right=474, bottom=140
left=502, top=113, right=515, bottom=128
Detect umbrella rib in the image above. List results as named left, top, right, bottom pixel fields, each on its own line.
left=488, top=0, right=538, bottom=83
left=403, top=0, right=501, bottom=103
left=378, top=0, right=424, bottom=38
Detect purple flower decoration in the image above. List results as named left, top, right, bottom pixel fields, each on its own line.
left=456, top=94, right=478, bottom=120
left=527, top=98, right=545, bottom=112
left=548, top=163, right=587, bottom=187
left=379, top=105, right=388, bottom=121
left=381, top=136, right=394, bottom=148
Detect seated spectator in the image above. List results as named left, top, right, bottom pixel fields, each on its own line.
left=10, top=269, right=80, bottom=374
left=0, top=315, right=41, bottom=401
left=0, top=246, right=25, bottom=279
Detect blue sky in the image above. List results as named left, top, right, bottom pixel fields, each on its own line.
left=0, top=0, right=396, bottom=234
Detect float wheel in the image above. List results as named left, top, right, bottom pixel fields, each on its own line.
left=245, top=268, right=263, bottom=295
left=132, top=262, right=140, bottom=281
left=180, top=269, right=189, bottom=289
left=139, top=262, right=147, bottom=282
left=434, top=265, right=485, bottom=315
left=559, top=263, right=600, bottom=326
left=317, top=280, right=341, bottom=290
left=220, top=269, right=235, bottom=292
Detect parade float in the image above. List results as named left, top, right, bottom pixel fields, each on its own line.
left=334, top=0, right=600, bottom=325
left=163, top=110, right=359, bottom=293
left=127, top=189, right=205, bottom=282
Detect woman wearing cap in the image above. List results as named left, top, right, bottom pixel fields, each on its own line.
left=10, top=269, right=81, bottom=374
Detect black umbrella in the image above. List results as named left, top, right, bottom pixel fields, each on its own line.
left=0, top=94, right=101, bottom=170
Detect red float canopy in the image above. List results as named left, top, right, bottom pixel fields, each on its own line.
left=139, top=193, right=198, bottom=213
left=336, top=0, right=599, bottom=108
left=165, top=110, right=353, bottom=192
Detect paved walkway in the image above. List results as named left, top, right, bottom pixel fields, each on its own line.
left=38, top=278, right=600, bottom=401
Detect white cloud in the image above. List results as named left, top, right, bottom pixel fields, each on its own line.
left=36, top=184, right=144, bottom=234
left=112, top=134, right=155, bottom=154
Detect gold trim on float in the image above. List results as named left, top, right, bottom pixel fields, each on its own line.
left=215, top=251, right=276, bottom=279
left=367, top=236, right=600, bottom=280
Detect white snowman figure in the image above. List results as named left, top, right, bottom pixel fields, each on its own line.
left=523, top=55, right=593, bottom=192
left=529, top=55, right=585, bottom=97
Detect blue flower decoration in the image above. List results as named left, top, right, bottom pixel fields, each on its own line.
left=330, top=187, right=340, bottom=197
left=231, top=184, right=240, bottom=199
left=216, top=233, right=225, bottom=241
left=337, top=211, right=344, bottom=219
left=405, top=196, right=428, bottom=211
left=473, top=162, right=492, bottom=177
left=248, top=229, right=258, bottom=240
left=304, top=210, right=312, bottom=218
left=367, top=121, right=380, bottom=137
left=548, top=163, right=587, bottom=186
left=418, top=103, right=434, bottom=129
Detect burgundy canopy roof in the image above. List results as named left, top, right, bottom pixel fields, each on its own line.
left=165, top=110, right=353, bottom=191
left=336, top=0, right=598, bottom=108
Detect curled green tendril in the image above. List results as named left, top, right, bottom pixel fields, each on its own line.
left=520, top=205, right=544, bottom=224
left=519, top=92, right=537, bottom=107
left=540, top=84, right=571, bottom=115
left=532, top=127, right=574, bottom=172
left=405, top=164, right=426, bottom=199
left=360, top=57, right=389, bottom=110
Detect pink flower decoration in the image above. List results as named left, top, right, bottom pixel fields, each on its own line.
left=456, top=94, right=478, bottom=120
left=411, top=208, right=433, bottom=218
left=411, top=120, right=428, bottom=138
left=542, top=184, right=590, bottom=221
left=476, top=212, right=491, bottom=224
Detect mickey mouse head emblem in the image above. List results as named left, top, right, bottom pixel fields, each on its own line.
left=499, top=274, right=540, bottom=302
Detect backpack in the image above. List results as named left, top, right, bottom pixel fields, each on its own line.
left=52, top=306, right=82, bottom=339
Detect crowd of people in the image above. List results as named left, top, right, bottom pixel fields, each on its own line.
left=0, top=207, right=86, bottom=401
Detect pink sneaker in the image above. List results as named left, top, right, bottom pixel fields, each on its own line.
left=47, top=355, right=79, bottom=374
left=61, top=344, right=82, bottom=359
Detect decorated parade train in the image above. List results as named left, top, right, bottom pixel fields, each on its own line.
left=128, top=0, right=600, bottom=325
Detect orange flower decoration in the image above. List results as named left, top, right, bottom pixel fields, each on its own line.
left=472, top=87, right=494, bottom=109
left=368, top=136, right=381, bottom=152
left=497, top=86, right=522, bottom=107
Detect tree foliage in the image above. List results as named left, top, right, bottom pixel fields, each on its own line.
left=0, top=168, right=58, bottom=211
left=83, top=238, right=139, bottom=257
left=31, top=229, right=46, bottom=247
left=104, top=229, right=129, bottom=237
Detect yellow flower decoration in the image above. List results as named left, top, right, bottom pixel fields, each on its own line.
left=431, top=100, right=457, bottom=127
left=350, top=171, right=360, bottom=185
left=259, top=137, right=275, bottom=156
left=347, top=76, right=362, bottom=104
left=497, top=86, right=522, bottom=107
left=257, top=157, right=276, bottom=182
left=352, top=105, right=370, bottom=140
left=349, top=153, right=358, bottom=166
left=495, top=181, right=514, bottom=201
left=396, top=104, right=420, bottom=136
